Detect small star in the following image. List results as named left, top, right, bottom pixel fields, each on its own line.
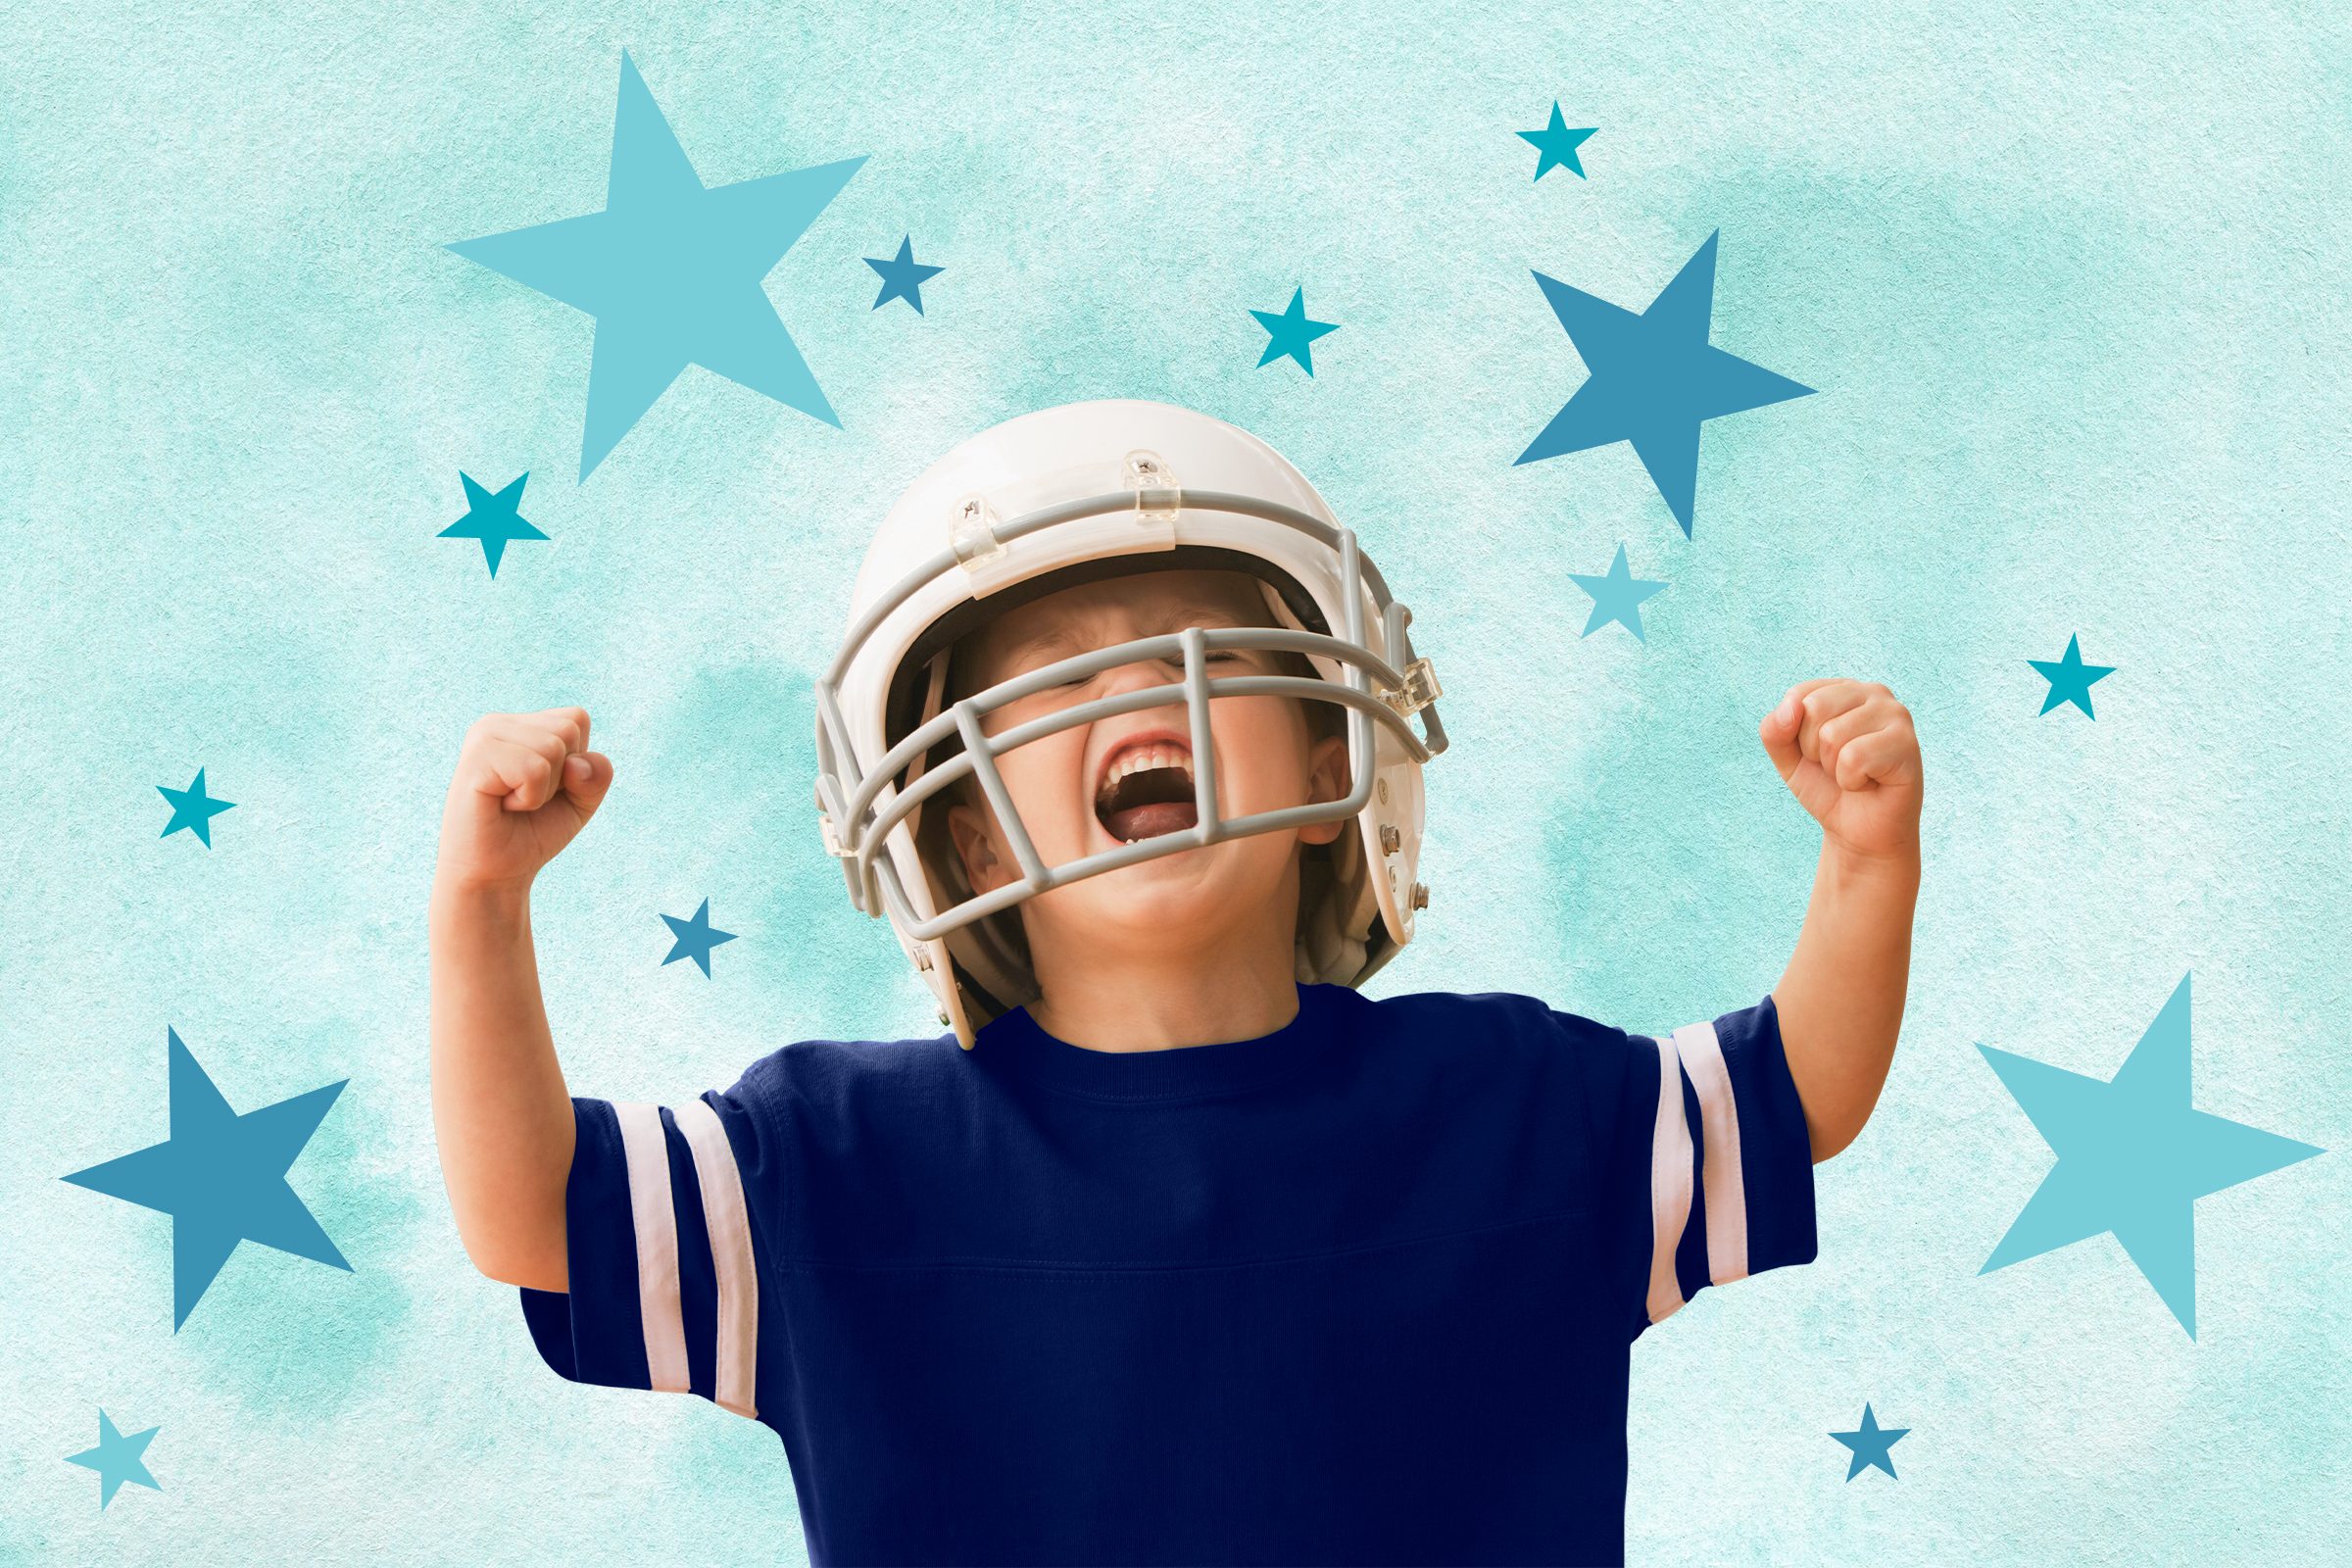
left=1250, top=286, right=1340, bottom=375
left=65, top=1409, right=162, bottom=1509
left=447, top=49, right=867, bottom=480
left=157, top=767, right=235, bottom=848
left=2029, top=633, right=2116, bottom=717
left=1568, top=542, right=1668, bottom=642
left=662, top=896, right=738, bottom=977
left=1980, top=973, right=2324, bottom=1338
left=61, top=1027, right=351, bottom=1331
left=1518, top=102, right=1597, bottom=180
left=1516, top=231, right=1814, bottom=538
left=865, top=235, right=945, bottom=314
left=438, top=471, right=548, bottom=578
left=1829, top=1403, right=1909, bottom=1481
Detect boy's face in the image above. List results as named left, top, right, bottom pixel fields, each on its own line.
left=941, top=568, right=1351, bottom=963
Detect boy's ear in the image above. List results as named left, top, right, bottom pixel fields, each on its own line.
left=1298, top=732, right=1351, bottom=846
left=946, top=801, right=1008, bottom=892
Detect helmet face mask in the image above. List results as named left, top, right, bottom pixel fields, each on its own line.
left=816, top=400, right=1447, bottom=1046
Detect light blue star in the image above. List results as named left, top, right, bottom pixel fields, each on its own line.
left=65, top=1410, right=162, bottom=1509
left=438, top=471, right=548, bottom=578
left=62, top=1027, right=351, bottom=1331
left=1516, top=231, right=1814, bottom=538
left=1568, top=542, right=1668, bottom=642
left=2029, top=633, right=2116, bottom=717
left=447, top=49, right=867, bottom=480
left=1250, top=286, right=1340, bottom=375
left=662, top=896, right=738, bottom=977
left=866, top=235, right=945, bottom=314
left=1517, top=102, right=1597, bottom=180
left=1829, top=1403, right=1908, bottom=1481
left=1979, top=973, right=2324, bottom=1339
left=157, top=767, right=235, bottom=848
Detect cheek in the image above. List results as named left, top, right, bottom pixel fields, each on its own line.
left=990, top=735, right=1094, bottom=843
left=1213, top=699, right=1308, bottom=809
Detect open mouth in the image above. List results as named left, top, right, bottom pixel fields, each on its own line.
left=1094, top=737, right=1200, bottom=845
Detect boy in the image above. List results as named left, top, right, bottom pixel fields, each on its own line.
left=430, top=400, right=1919, bottom=1566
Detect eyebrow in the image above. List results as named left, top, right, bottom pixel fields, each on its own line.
left=998, top=603, right=1255, bottom=668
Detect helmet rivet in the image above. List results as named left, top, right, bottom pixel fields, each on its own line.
left=1377, top=778, right=1390, bottom=805
left=1411, top=881, right=1430, bottom=910
left=1379, top=823, right=1400, bottom=855
left=937, top=1009, right=951, bottom=1028
left=914, top=948, right=933, bottom=971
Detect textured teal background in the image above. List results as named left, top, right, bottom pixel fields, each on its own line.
left=4, top=1, right=2347, bottom=1561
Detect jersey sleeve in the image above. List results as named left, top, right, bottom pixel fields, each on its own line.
left=1563, top=992, right=1820, bottom=1342
left=514, top=1063, right=785, bottom=1423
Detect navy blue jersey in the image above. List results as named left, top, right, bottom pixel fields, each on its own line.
left=518, top=982, right=1818, bottom=1566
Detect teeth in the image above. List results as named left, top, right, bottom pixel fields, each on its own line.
left=1097, top=742, right=1194, bottom=802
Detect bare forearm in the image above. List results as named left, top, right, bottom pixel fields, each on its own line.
left=1772, top=842, right=1918, bottom=1161
left=428, top=879, right=574, bottom=1291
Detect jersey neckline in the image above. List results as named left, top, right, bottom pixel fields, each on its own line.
left=972, top=982, right=1341, bottom=1101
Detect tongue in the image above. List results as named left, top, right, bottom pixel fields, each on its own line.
left=1102, top=801, right=1200, bottom=842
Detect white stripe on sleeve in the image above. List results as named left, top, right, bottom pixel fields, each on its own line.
left=611, top=1101, right=692, bottom=1395
left=1645, top=1034, right=1694, bottom=1325
left=673, top=1098, right=762, bottom=1420
left=1672, top=1017, right=1750, bottom=1285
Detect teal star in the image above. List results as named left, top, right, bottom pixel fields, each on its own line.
left=661, top=896, right=738, bottom=977
left=1518, top=102, right=1597, bottom=180
left=1517, top=231, right=1814, bottom=538
left=157, top=767, right=235, bottom=848
left=2029, top=633, right=2115, bottom=717
left=438, top=471, right=548, bottom=578
left=1568, top=542, right=1668, bottom=642
left=1829, top=1403, right=1908, bottom=1481
left=446, top=49, right=867, bottom=480
left=65, top=1410, right=162, bottom=1509
left=865, top=235, right=945, bottom=314
left=62, top=1027, right=351, bottom=1331
left=1979, top=973, right=2324, bottom=1338
left=1250, top=286, right=1340, bottom=375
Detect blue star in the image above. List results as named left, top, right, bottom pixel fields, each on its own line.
left=1250, top=286, right=1341, bottom=375
left=65, top=1409, right=162, bottom=1509
left=662, top=896, right=738, bottom=977
left=865, top=235, right=945, bottom=314
left=157, top=767, right=235, bottom=848
left=1568, top=542, right=1668, bottom=642
left=438, top=471, right=548, bottom=578
left=1516, top=231, right=1814, bottom=538
left=62, top=1027, right=351, bottom=1331
left=2029, top=632, right=2116, bottom=717
left=1979, top=973, right=2324, bottom=1338
left=1517, top=101, right=1597, bottom=180
left=447, top=49, right=867, bottom=480
left=1829, top=1403, right=1908, bottom=1481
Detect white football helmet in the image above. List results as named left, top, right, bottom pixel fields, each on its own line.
left=814, top=398, right=1447, bottom=1049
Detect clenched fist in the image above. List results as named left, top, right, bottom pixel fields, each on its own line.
left=435, top=706, right=614, bottom=894
left=1759, top=679, right=1922, bottom=864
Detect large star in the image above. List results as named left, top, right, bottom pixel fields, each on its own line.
left=1568, top=542, right=1668, bottom=642
left=62, top=1027, right=351, bottom=1330
left=865, top=235, right=945, bottom=314
left=1517, top=102, right=1597, bottom=180
left=157, top=767, right=235, bottom=848
left=438, top=471, right=547, bottom=578
left=1979, top=973, right=2323, bottom=1338
left=447, top=49, right=867, bottom=480
left=1250, top=286, right=1341, bottom=375
left=661, top=896, right=738, bottom=977
left=2028, top=632, right=2116, bottom=717
left=1516, top=231, right=1814, bottom=537
left=65, top=1410, right=162, bottom=1508
left=1829, top=1403, right=1908, bottom=1481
